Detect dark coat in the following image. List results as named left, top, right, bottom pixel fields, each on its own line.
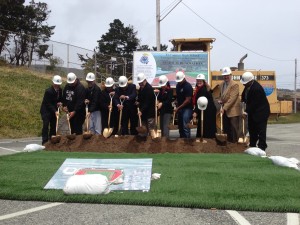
left=137, top=82, right=155, bottom=120
left=158, top=87, right=173, bottom=114
left=85, top=83, right=102, bottom=112
left=193, top=85, right=217, bottom=138
left=40, top=86, right=62, bottom=117
left=241, top=80, right=270, bottom=123
left=62, top=79, right=86, bottom=116
left=114, top=83, right=137, bottom=109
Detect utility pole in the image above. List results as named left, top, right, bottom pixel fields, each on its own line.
left=294, top=58, right=297, bottom=113
left=156, top=0, right=161, bottom=51
left=156, top=0, right=182, bottom=52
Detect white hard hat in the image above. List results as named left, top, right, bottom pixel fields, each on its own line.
left=137, top=73, right=146, bottom=83
left=197, top=96, right=208, bottom=110
left=158, top=75, right=168, bottom=87
left=67, top=72, right=77, bottom=84
left=175, top=71, right=185, bottom=82
left=196, top=74, right=206, bottom=81
left=118, top=76, right=128, bottom=87
left=221, top=67, right=232, bottom=76
left=105, top=77, right=115, bottom=87
left=52, top=75, right=62, bottom=85
left=86, top=72, right=95, bottom=81
left=240, top=71, right=254, bottom=85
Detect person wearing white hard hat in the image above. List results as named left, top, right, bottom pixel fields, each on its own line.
left=136, top=73, right=156, bottom=135
left=62, top=72, right=86, bottom=135
left=100, top=77, right=118, bottom=135
left=40, top=75, right=63, bottom=145
left=157, top=75, right=173, bottom=137
left=175, top=71, right=193, bottom=138
left=114, top=76, right=138, bottom=135
left=84, top=72, right=102, bottom=134
left=218, top=66, right=241, bottom=143
left=241, top=71, right=270, bottom=151
left=192, top=74, right=216, bottom=138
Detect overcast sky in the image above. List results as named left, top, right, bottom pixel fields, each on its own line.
left=25, top=0, right=300, bottom=89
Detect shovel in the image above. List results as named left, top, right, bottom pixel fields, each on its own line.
left=168, top=107, right=178, bottom=130
left=198, top=109, right=207, bottom=143
left=187, top=117, right=198, bottom=129
left=51, top=107, right=61, bottom=144
left=103, top=93, right=114, bottom=138
left=83, top=103, right=93, bottom=139
left=117, top=98, right=125, bottom=136
left=238, top=103, right=248, bottom=144
left=215, top=105, right=227, bottom=146
left=136, top=107, right=147, bottom=135
left=66, top=113, right=76, bottom=140
left=150, top=90, right=161, bottom=140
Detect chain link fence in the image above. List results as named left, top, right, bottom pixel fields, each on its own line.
left=0, top=29, right=132, bottom=83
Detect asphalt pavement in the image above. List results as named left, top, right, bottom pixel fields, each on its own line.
left=0, top=124, right=299, bottom=225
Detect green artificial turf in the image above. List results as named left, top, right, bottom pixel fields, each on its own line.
left=0, top=151, right=299, bottom=212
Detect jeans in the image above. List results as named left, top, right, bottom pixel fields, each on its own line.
left=89, top=111, right=102, bottom=134
left=177, top=108, right=192, bottom=138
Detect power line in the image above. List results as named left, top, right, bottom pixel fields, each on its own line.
left=181, top=1, right=295, bottom=62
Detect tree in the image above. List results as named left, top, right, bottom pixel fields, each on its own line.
left=0, top=0, right=25, bottom=55
left=152, top=44, right=168, bottom=51
left=0, top=0, right=55, bottom=66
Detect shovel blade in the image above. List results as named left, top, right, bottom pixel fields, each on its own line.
left=66, top=134, right=76, bottom=140
left=83, top=132, right=93, bottom=139
left=136, top=126, right=147, bottom=135
left=103, top=128, right=113, bottom=138
left=50, top=135, right=61, bottom=144
left=215, top=133, right=227, bottom=146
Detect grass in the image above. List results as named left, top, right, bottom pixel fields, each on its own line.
left=269, top=112, right=300, bottom=124
left=0, top=151, right=299, bottom=212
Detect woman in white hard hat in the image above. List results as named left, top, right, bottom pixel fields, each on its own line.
left=40, top=75, right=63, bottom=145
left=157, top=75, right=173, bottom=137
left=192, top=74, right=216, bottom=138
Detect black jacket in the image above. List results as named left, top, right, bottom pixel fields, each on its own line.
left=40, top=86, right=62, bottom=117
left=158, top=87, right=173, bottom=114
left=62, top=79, right=86, bottom=115
left=114, top=83, right=137, bottom=108
left=137, top=82, right=155, bottom=120
left=85, top=83, right=102, bottom=112
left=241, top=80, right=270, bottom=123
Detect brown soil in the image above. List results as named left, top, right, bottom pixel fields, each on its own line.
left=45, top=135, right=247, bottom=154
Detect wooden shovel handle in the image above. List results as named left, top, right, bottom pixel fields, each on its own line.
left=137, top=107, right=142, bottom=126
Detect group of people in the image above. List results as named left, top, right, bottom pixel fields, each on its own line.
left=41, top=68, right=270, bottom=151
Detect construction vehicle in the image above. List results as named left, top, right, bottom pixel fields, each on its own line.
left=133, top=38, right=293, bottom=117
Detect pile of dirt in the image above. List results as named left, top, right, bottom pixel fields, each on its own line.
left=45, top=135, right=247, bottom=153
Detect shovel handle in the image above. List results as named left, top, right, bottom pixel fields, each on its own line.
left=201, top=110, right=204, bottom=140
left=220, top=105, right=224, bottom=134
left=66, top=113, right=72, bottom=135
left=137, top=107, right=142, bottom=127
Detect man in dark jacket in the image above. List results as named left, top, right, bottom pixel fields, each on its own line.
left=175, top=71, right=193, bottom=138
left=40, top=75, right=63, bottom=145
left=62, top=72, right=86, bottom=135
left=115, top=76, right=138, bottom=135
left=85, top=72, right=102, bottom=134
left=136, top=73, right=155, bottom=135
left=241, top=71, right=270, bottom=151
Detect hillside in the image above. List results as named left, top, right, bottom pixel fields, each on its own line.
left=0, top=66, right=54, bottom=138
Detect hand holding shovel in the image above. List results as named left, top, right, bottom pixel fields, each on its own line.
left=117, top=98, right=125, bottom=136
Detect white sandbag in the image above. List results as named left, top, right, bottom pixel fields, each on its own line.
left=269, top=156, right=299, bottom=170
left=244, top=147, right=266, bottom=157
left=63, top=174, right=110, bottom=195
left=151, top=173, right=161, bottom=180
left=23, top=144, right=45, bottom=152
